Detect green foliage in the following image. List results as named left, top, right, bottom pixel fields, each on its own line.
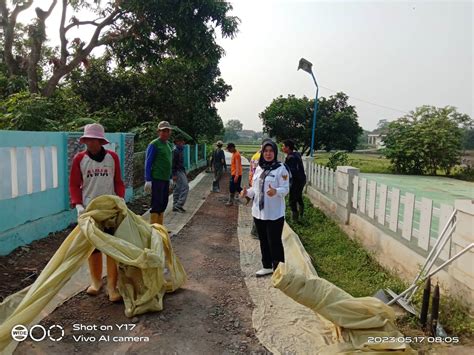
left=69, top=55, right=227, bottom=144
left=225, top=119, right=243, bottom=131
left=462, top=128, right=474, bottom=150
left=316, top=92, right=363, bottom=152
left=0, top=90, right=87, bottom=131
left=451, top=166, right=474, bottom=182
left=315, top=153, right=393, bottom=174
left=326, top=151, right=349, bottom=170
left=260, top=92, right=362, bottom=154
left=287, top=197, right=406, bottom=296
left=383, top=106, right=472, bottom=175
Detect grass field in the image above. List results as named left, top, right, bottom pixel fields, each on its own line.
left=313, top=152, right=393, bottom=174
left=235, top=144, right=260, bottom=160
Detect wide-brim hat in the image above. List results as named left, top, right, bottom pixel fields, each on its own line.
left=79, top=123, right=109, bottom=145
left=216, top=140, right=224, bottom=146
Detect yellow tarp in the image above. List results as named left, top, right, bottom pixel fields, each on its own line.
left=272, top=261, right=415, bottom=353
left=0, top=195, right=186, bottom=352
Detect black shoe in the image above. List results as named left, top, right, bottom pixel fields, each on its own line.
left=177, top=206, right=186, bottom=212
left=173, top=207, right=182, bottom=212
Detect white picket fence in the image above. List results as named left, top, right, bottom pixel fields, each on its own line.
left=305, top=161, right=454, bottom=260
left=352, top=176, right=453, bottom=259
left=306, top=162, right=337, bottom=197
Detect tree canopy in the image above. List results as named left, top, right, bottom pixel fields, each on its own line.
left=259, top=92, right=362, bottom=153
left=0, top=0, right=239, bottom=97
left=0, top=0, right=239, bottom=148
left=383, top=105, right=472, bottom=175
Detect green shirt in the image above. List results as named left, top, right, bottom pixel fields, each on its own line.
left=148, top=138, right=173, bottom=181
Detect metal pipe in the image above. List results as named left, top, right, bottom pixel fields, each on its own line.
left=407, top=221, right=457, bottom=301
left=387, top=243, right=473, bottom=305
left=310, top=71, right=319, bottom=157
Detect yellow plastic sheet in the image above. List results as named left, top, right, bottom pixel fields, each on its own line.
left=0, top=195, right=186, bottom=352
left=272, top=262, right=415, bottom=353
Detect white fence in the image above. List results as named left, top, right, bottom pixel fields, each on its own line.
left=305, top=161, right=455, bottom=259
left=352, top=176, right=453, bottom=259
left=306, top=162, right=337, bottom=198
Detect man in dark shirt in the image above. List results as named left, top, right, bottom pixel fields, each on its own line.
left=172, top=136, right=189, bottom=212
left=210, top=140, right=227, bottom=192
left=282, top=139, right=307, bottom=222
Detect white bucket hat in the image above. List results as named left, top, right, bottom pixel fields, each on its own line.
left=79, top=123, right=109, bottom=145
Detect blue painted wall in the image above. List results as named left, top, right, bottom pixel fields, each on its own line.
left=0, top=130, right=134, bottom=255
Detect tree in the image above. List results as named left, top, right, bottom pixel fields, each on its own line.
left=0, top=0, right=239, bottom=97
left=316, top=92, right=362, bottom=152
left=225, top=119, right=243, bottom=132
left=374, top=119, right=390, bottom=133
left=67, top=54, right=228, bottom=141
left=260, top=92, right=362, bottom=154
left=462, top=128, right=474, bottom=150
left=383, top=105, right=472, bottom=175
left=259, top=94, right=312, bottom=153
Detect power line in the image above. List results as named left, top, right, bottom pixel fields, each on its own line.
left=319, top=85, right=409, bottom=114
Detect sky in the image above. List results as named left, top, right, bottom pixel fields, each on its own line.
left=215, top=0, right=473, bottom=131
left=15, top=0, right=473, bottom=132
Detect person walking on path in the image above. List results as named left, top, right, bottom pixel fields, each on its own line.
left=282, top=139, right=307, bottom=222
left=172, top=136, right=189, bottom=212
left=144, top=121, right=173, bottom=226
left=69, top=123, right=125, bottom=302
left=210, top=140, right=226, bottom=192
left=226, top=142, right=242, bottom=206
left=248, top=138, right=272, bottom=237
left=240, top=140, right=290, bottom=277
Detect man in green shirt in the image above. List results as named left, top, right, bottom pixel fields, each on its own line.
left=144, top=121, right=173, bottom=225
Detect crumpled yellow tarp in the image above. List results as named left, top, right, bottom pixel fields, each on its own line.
left=272, top=261, right=415, bottom=353
left=0, top=195, right=186, bottom=352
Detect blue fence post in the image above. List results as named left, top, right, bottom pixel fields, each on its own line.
left=184, top=145, right=190, bottom=172
left=194, top=144, right=198, bottom=168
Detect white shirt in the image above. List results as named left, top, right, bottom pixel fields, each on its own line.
left=246, top=164, right=290, bottom=220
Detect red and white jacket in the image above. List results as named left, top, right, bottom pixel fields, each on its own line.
left=69, top=149, right=125, bottom=207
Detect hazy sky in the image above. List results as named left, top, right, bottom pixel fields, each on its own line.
left=215, top=0, right=473, bottom=131
left=16, top=0, right=473, bottom=132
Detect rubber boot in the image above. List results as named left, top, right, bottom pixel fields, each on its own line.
left=106, top=256, right=122, bottom=302
left=157, top=212, right=164, bottom=225
left=86, top=252, right=103, bottom=295
left=211, top=181, right=218, bottom=192
left=150, top=212, right=160, bottom=224
left=225, top=193, right=233, bottom=206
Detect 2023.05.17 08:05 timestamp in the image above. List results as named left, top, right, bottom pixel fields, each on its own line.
left=367, top=336, right=460, bottom=344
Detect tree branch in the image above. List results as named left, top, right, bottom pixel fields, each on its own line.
left=64, top=20, right=100, bottom=32
left=43, top=8, right=123, bottom=97
left=1, top=0, right=34, bottom=76
left=27, top=0, right=57, bottom=93
left=59, top=0, right=68, bottom=64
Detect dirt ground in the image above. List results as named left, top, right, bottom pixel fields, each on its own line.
left=11, top=172, right=269, bottom=354
left=0, top=167, right=207, bottom=303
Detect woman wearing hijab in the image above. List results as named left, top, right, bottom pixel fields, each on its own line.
left=241, top=140, right=290, bottom=277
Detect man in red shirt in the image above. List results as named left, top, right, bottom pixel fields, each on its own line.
left=69, top=123, right=125, bottom=302
left=225, top=142, right=242, bottom=206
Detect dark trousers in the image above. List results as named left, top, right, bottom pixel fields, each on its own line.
left=229, top=175, right=242, bottom=194
left=289, top=179, right=305, bottom=214
left=254, top=217, right=285, bottom=270
left=151, top=179, right=170, bottom=213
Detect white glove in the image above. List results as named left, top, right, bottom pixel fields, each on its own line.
left=75, top=204, right=85, bottom=216
left=144, top=181, right=152, bottom=194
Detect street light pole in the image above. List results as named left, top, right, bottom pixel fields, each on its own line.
left=298, top=58, right=319, bottom=157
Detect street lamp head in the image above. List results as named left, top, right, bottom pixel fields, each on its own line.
left=298, top=58, right=313, bottom=74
